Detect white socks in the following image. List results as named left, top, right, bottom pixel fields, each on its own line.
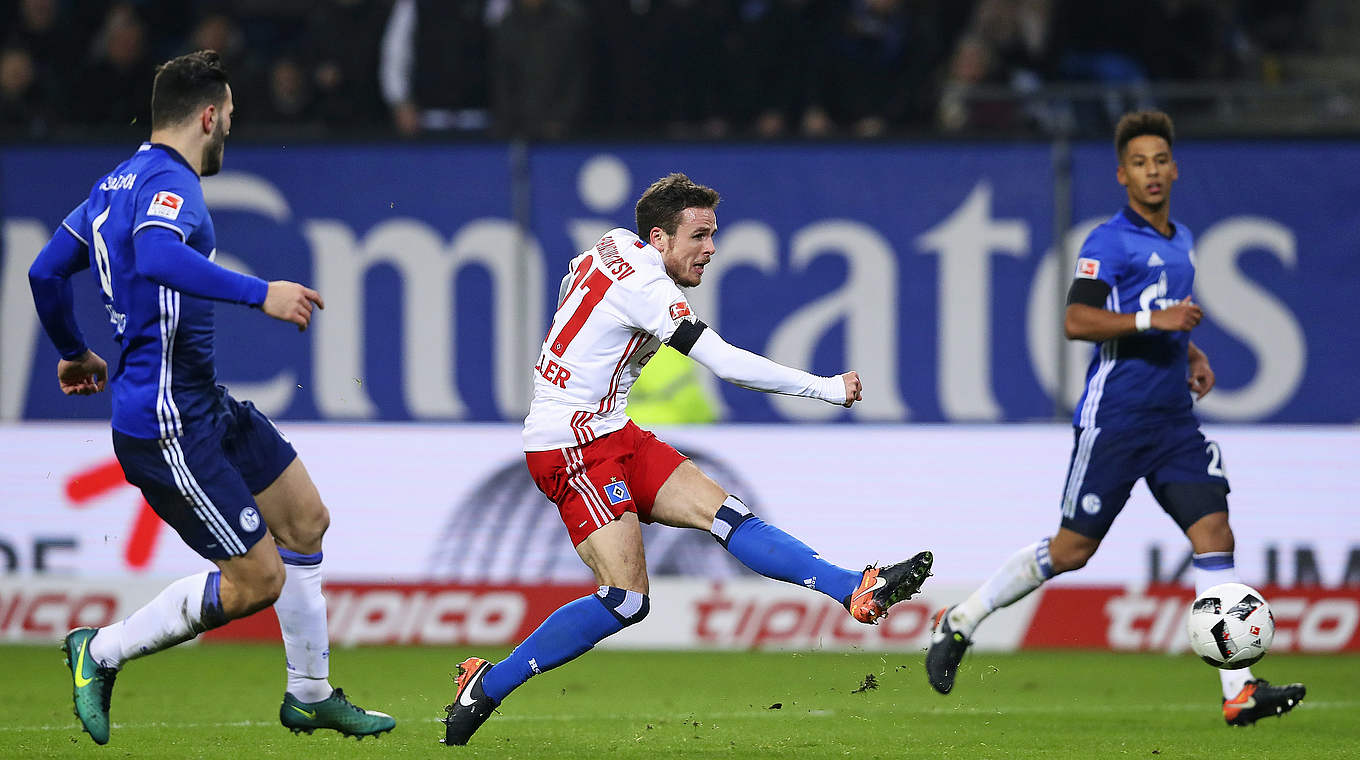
left=275, top=556, right=334, bottom=703
left=1192, top=552, right=1254, bottom=699
left=89, top=570, right=221, bottom=670
left=949, top=539, right=1054, bottom=638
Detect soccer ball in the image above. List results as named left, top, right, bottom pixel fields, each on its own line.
left=1186, top=582, right=1275, bottom=669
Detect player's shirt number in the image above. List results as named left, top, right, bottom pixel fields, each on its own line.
left=1206, top=441, right=1226, bottom=478
left=91, top=206, right=114, bottom=300
left=549, top=256, right=614, bottom=357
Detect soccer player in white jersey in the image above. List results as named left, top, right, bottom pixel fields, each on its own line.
left=923, top=111, right=1305, bottom=726
left=28, top=51, right=393, bottom=744
left=441, top=173, right=934, bottom=745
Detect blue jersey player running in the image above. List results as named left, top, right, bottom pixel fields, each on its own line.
left=28, top=50, right=393, bottom=745
left=922, top=111, right=1305, bottom=726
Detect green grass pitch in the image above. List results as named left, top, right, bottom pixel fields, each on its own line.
left=1, top=644, right=1354, bottom=759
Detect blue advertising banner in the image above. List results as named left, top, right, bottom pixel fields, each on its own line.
left=2, top=141, right=1355, bottom=423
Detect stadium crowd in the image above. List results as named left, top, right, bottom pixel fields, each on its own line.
left=0, top=0, right=1320, bottom=140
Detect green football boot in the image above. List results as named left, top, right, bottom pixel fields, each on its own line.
left=280, top=688, right=395, bottom=739
left=61, top=627, right=119, bottom=745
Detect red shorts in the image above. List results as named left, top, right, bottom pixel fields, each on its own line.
left=525, top=420, right=688, bottom=545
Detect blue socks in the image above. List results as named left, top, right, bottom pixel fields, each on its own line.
left=480, top=496, right=859, bottom=705
left=480, top=586, right=648, bottom=704
left=711, top=496, right=860, bottom=605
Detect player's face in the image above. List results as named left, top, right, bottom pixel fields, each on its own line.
left=1117, top=134, right=1177, bottom=211
left=655, top=207, right=717, bottom=288
left=201, top=85, right=233, bottom=177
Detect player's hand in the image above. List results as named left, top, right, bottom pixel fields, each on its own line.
left=263, top=281, right=325, bottom=332
left=839, top=371, right=862, bottom=408
left=57, top=350, right=107, bottom=396
left=1151, top=296, right=1202, bottom=332
left=1188, top=353, right=1216, bottom=400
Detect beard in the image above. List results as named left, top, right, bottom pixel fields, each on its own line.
left=200, top=120, right=226, bottom=176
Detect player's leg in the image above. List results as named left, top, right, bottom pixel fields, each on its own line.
left=477, top=512, right=651, bottom=706
left=446, top=518, right=651, bottom=746
left=927, top=426, right=1135, bottom=694
left=446, top=443, right=655, bottom=745
left=251, top=458, right=333, bottom=705
left=646, top=450, right=931, bottom=624
left=64, top=427, right=277, bottom=744
left=228, top=397, right=393, bottom=737
left=1149, top=430, right=1304, bottom=724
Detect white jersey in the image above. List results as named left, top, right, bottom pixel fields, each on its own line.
left=523, top=229, right=697, bottom=451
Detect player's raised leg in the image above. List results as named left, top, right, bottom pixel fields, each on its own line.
left=651, top=460, right=933, bottom=624
left=444, top=513, right=651, bottom=746
left=252, top=452, right=395, bottom=739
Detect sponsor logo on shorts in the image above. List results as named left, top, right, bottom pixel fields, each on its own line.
left=1080, top=493, right=1102, bottom=515
left=239, top=507, right=261, bottom=532
left=604, top=481, right=632, bottom=505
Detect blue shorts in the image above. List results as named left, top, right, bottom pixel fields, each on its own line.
left=1058, top=420, right=1230, bottom=540
left=113, top=394, right=297, bottom=560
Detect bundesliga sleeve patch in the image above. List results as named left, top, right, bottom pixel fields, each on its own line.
left=1075, top=258, right=1100, bottom=279
left=147, top=191, right=184, bottom=220
left=669, top=299, right=693, bottom=323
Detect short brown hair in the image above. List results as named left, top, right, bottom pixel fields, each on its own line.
left=1115, top=110, right=1174, bottom=159
left=635, top=173, right=721, bottom=239
left=151, top=50, right=229, bottom=130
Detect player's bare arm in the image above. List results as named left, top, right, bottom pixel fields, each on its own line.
left=1064, top=296, right=1201, bottom=342
left=56, top=350, right=108, bottom=396
left=263, top=281, right=325, bottom=331
left=1187, top=340, right=1215, bottom=399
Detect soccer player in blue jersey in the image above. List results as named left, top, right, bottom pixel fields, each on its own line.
left=27, top=50, right=394, bottom=745
left=923, top=111, right=1305, bottom=726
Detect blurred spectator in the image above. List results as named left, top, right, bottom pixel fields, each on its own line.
left=256, top=57, right=322, bottom=129
left=938, top=35, right=1010, bottom=132
left=490, top=0, right=588, bottom=139
left=647, top=0, right=735, bottom=138
left=938, top=0, right=1053, bottom=133
left=725, top=0, right=835, bottom=139
left=973, top=0, right=1051, bottom=78
left=5, top=0, right=82, bottom=91
left=1049, top=0, right=1147, bottom=85
left=819, top=0, right=947, bottom=137
left=0, top=46, right=50, bottom=135
left=581, top=0, right=659, bottom=135
left=184, top=13, right=267, bottom=106
left=1142, top=0, right=1238, bottom=81
left=71, top=3, right=153, bottom=127
left=298, top=0, right=390, bottom=127
left=380, top=0, right=490, bottom=137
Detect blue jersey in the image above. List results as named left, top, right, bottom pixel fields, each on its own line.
left=1071, top=206, right=1197, bottom=431
left=61, top=143, right=228, bottom=439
